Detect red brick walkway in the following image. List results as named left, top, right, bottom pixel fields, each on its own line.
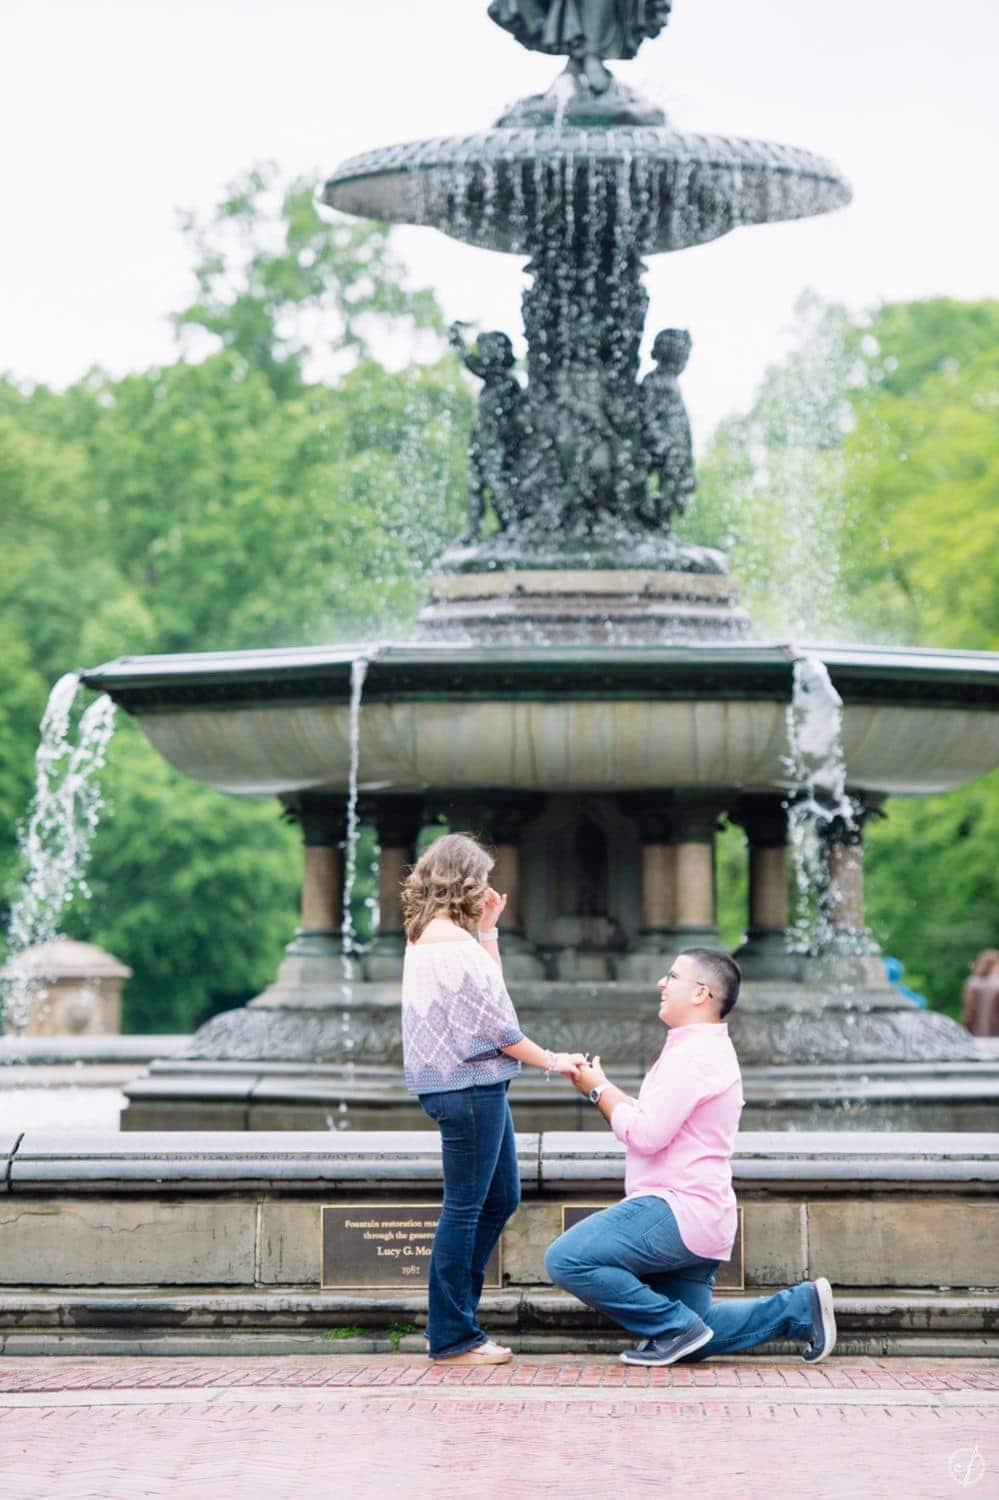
left=0, top=1356, right=995, bottom=1499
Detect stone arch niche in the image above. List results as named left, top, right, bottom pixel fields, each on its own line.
left=520, top=795, right=642, bottom=979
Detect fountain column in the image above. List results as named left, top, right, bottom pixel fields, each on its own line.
left=732, top=795, right=796, bottom=979
left=618, top=795, right=721, bottom=977
left=617, top=795, right=676, bottom=980
left=248, top=794, right=347, bottom=1011
left=364, top=796, right=424, bottom=980
left=483, top=798, right=546, bottom=979
left=286, top=795, right=346, bottom=956
left=821, top=796, right=884, bottom=965
left=671, top=797, right=722, bottom=948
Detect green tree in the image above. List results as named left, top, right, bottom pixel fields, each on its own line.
left=676, top=294, right=859, bottom=640
left=0, top=630, right=49, bottom=898
left=683, top=294, right=999, bottom=1012
left=842, top=304, right=999, bottom=648
left=864, top=776, right=999, bottom=1016
left=173, top=163, right=444, bottom=397
left=681, top=295, right=999, bottom=651
left=79, top=722, right=301, bottom=1033
left=1, top=167, right=468, bottom=1029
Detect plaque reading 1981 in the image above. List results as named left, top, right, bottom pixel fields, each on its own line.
left=321, top=1204, right=502, bottom=1290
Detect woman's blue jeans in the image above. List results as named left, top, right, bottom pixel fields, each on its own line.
left=418, top=1080, right=520, bottom=1359
left=545, top=1195, right=814, bottom=1355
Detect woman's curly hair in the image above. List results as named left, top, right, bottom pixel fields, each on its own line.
left=402, top=832, right=494, bottom=943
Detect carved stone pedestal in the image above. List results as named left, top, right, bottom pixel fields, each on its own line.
left=417, top=566, right=750, bottom=646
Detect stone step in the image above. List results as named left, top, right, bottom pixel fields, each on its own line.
left=1, top=1329, right=996, bottom=1360
left=1, top=1287, right=994, bottom=1335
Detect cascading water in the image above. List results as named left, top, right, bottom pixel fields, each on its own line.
left=783, top=653, right=863, bottom=958
left=331, top=653, right=370, bottom=1128
left=2, top=675, right=117, bottom=1034
left=338, top=654, right=369, bottom=991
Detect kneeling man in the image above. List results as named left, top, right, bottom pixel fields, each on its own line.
left=545, top=949, right=836, bottom=1366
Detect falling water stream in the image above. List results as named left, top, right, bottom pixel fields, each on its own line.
left=330, top=653, right=370, bottom=1129
left=783, top=653, right=860, bottom=957
left=3, top=674, right=117, bottom=1035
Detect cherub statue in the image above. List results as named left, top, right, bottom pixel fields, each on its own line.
left=640, top=328, right=695, bottom=526
left=449, top=322, right=525, bottom=535
left=552, top=361, right=629, bottom=521
left=489, top=0, right=672, bottom=93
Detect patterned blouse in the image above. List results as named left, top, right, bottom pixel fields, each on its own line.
left=402, top=936, right=525, bottom=1095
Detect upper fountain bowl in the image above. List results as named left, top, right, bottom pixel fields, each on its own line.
left=322, top=121, right=852, bottom=256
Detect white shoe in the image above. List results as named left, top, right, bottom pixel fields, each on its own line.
left=435, top=1338, right=513, bottom=1365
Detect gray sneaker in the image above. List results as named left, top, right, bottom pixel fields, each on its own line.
left=802, top=1277, right=837, bottom=1363
left=619, top=1318, right=714, bottom=1366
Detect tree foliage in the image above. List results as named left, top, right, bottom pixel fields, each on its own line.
left=679, top=295, right=999, bottom=651
left=1, top=168, right=467, bottom=1030
left=173, top=163, right=444, bottom=397
left=682, top=295, right=999, bottom=1011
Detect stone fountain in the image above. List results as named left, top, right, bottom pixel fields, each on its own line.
left=81, top=3, right=999, bottom=1133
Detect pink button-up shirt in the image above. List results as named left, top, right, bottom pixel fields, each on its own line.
left=610, top=1022, right=744, bottom=1261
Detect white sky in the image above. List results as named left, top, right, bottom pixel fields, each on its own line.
left=1, top=0, right=997, bottom=443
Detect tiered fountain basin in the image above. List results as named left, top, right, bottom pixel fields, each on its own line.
left=322, top=125, right=851, bottom=254
left=80, top=640, right=999, bottom=1134
left=81, top=642, right=998, bottom=799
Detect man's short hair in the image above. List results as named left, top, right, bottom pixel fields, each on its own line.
left=679, top=948, right=741, bottom=1018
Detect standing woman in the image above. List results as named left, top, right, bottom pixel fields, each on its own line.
left=402, top=831, right=584, bottom=1365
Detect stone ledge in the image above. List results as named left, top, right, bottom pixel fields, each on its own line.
left=6, top=1130, right=999, bottom=1192
left=0, top=1288, right=992, bottom=1332
left=2, top=1137, right=995, bottom=1304
left=430, top=571, right=738, bottom=601
left=0, top=1036, right=188, bottom=1066
left=8, top=1131, right=540, bottom=1191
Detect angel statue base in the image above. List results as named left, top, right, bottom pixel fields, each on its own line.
left=489, top=0, right=673, bottom=126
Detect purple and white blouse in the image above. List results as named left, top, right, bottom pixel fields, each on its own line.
left=402, top=936, right=524, bottom=1095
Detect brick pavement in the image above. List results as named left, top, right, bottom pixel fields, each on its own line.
left=0, top=1356, right=995, bottom=1499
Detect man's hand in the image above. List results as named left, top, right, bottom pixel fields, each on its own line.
left=570, top=1055, right=608, bottom=1097
left=551, top=1051, right=589, bottom=1080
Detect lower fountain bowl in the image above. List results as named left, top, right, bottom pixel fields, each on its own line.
left=80, top=643, right=999, bottom=800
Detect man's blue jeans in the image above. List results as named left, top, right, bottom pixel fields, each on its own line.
left=545, top=1195, right=814, bottom=1355
left=418, top=1080, right=520, bottom=1359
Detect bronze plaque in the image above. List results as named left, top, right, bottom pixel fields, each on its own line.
left=560, top=1203, right=745, bottom=1292
left=321, top=1203, right=502, bottom=1290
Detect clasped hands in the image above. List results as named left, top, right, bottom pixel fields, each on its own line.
left=549, top=1052, right=609, bottom=1096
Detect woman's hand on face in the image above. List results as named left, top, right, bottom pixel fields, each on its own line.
left=479, top=887, right=507, bottom=932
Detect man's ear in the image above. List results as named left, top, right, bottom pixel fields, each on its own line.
left=700, top=988, right=725, bottom=1020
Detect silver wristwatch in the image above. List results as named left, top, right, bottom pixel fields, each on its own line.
left=588, top=1084, right=607, bottom=1106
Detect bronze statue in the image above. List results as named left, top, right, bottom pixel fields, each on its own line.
left=641, top=328, right=695, bottom=525
left=488, top=0, right=672, bottom=92
left=449, top=323, right=525, bottom=536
